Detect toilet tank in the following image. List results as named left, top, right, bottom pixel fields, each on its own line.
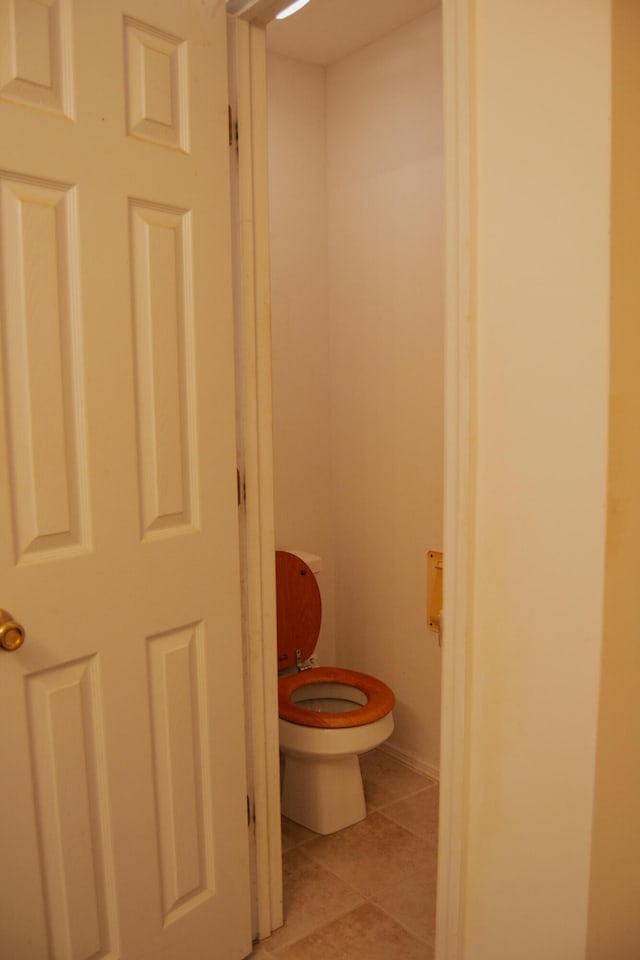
left=283, top=550, right=322, bottom=575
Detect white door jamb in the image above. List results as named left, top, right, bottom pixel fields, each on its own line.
left=436, top=1, right=473, bottom=957
left=228, top=12, right=283, bottom=943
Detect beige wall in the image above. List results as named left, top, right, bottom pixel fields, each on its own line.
left=460, top=0, right=610, bottom=955
left=586, top=2, right=640, bottom=956
left=267, top=11, right=444, bottom=772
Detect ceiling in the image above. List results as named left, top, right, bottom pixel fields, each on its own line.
left=265, top=0, right=438, bottom=66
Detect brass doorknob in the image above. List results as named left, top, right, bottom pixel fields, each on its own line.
left=0, top=609, right=25, bottom=652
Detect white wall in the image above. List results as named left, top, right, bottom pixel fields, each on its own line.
left=457, top=1, right=611, bottom=955
left=326, top=11, right=444, bottom=772
left=267, top=53, right=336, bottom=664
left=267, top=10, right=444, bottom=772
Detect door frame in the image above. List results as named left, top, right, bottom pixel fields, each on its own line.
left=436, top=1, right=472, bottom=956
left=227, top=11, right=284, bottom=943
left=228, top=2, right=473, bottom=954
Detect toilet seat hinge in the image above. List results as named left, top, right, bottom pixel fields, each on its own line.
left=295, top=648, right=314, bottom=672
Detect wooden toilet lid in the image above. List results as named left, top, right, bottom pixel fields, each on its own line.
left=275, top=550, right=321, bottom=670
left=279, top=666, right=395, bottom=728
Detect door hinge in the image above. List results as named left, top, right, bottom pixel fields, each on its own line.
left=228, top=105, right=239, bottom=147
left=237, top=468, right=246, bottom=506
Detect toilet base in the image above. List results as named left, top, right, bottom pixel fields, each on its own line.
left=281, top=753, right=366, bottom=835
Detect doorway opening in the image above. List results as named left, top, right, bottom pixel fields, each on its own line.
left=267, top=0, right=444, bottom=782
left=263, top=0, right=445, bottom=952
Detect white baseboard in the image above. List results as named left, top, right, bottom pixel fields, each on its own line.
left=378, top=740, right=440, bottom=783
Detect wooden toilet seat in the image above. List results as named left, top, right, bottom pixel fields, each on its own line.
left=278, top=665, right=395, bottom=729
left=276, top=550, right=395, bottom=729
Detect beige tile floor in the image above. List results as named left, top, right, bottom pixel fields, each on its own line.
left=248, top=749, right=439, bottom=959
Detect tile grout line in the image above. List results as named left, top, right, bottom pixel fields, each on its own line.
left=371, top=897, right=435, bottom=948
left=365, top=779, right=439, bottom=805
left=261, top=896, right=431, bottom=957
left=259, top=901, right=369, bottom=957
left=375, top=810, right=439, bottom=840
left=287, top=820, right=438, bottom=908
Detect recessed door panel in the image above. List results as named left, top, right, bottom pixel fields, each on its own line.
left=147, top=624, right=214, bottom=923
left=26, top=656, right=118, bottom=960
left=129, top=200, right=198, bottom=539
left=0, top=173, right=90, bottom=564
left=124, top=16, right=188, bottom=152
left=0, top=0, right=73, bottom=116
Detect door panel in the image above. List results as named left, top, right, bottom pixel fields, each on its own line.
left=0, top=2, right=252, bottom=958
left=24, top=655, right=116, bottom=959
left=1, top=171, right=89, bottom=563
left=129, top=199, right=197, bottom=538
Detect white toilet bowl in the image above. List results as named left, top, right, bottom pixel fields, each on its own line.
left=279, top=710, right=394, bottom=835
left=276, top=551, right=395, bottom=834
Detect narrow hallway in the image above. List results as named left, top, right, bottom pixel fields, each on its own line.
left=251, top=750, right=438, bottom=958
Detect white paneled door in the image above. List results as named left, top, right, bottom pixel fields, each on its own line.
left=0, top=1, right=252, bottom=958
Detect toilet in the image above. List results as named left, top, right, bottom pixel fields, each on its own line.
left=276, top=549, right=395, bottom=835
